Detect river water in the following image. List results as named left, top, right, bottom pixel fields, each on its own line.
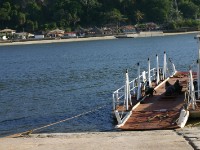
left=0, top=34, right=198, bottom=137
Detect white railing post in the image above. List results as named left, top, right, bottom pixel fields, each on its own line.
left=197, top=60, right=200, bottom=99
left=113, top=93, right=116, bottom=110
left=114, top=110, right=122, bottom=124
left=125, top=69, right=132, bottom=110
left=189, top=69, right=196, bottom=110
left=163, top=51, right=167, bottom=80
left=196, top=34, right=200, bottom=99
left=142, top=71, right=146, bottom=92
left=152, top=69, right=155, bottom=80
left=172, top=63, right=176, bottom=75
left=148, top=58, right=152, bottom=87
left=133, top=79, right=136, bottom=96
left=156, top=54, right=160, bottom=85
left=142, top=71, right=146, bottom=83
left=166, top=59, right=170, bottom=77
left=168, top=58, right=172, bottom=76
left=137, top=63, right=141, bottom=100
left=116, top=90, right=119, bottom=103
left=169, top=58, right=176, bottom=76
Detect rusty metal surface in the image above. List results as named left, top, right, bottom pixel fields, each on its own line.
left=120, top=111, right=179, bottom=130
left=119, top=72, right=189, bottom=130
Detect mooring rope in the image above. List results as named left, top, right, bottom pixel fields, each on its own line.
left=8, top=102, right=111, bottom=138
left=186, top=121, right=200, bottom=127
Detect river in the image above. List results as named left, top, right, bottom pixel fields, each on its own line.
left=0, top=34, right=198, bottom=137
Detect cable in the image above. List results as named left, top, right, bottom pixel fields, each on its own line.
left=7, top=102, right=111, bottom=138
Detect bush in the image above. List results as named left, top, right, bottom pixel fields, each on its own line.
left=165, top=20, right=200, bottom=30
left=166, top=21, right=177, bottom=30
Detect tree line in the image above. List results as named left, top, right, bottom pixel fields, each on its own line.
left=0, top=0, right=200, bottom=32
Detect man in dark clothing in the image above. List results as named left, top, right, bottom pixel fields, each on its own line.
left=174, top=80, right=182, bottom=94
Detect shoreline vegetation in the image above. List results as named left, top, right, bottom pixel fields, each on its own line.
left=0, top=31, right=199, bottom=46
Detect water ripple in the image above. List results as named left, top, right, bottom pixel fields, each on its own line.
left=0, top=34, right=198, bottom=137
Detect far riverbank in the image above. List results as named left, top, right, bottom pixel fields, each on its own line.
left=0, top=36, right=116, bottom=46
left=0, top=31, right=199, bottom=46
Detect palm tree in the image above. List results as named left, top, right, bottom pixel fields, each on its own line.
left=135, top=10, right=144, bottom=23
left=168, top=0, right=182, bottom=22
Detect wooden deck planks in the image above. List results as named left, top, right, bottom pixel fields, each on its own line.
left=119, top=72, right=189, bottom=130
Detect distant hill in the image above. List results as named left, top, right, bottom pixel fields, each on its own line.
left=0, top=0, right=200, bottom=32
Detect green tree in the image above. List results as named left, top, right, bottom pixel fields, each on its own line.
left=26, top=1, right=41, bottom=21
left=18, top=12, right=26, bottom=25
left=25, top=20, right=35, bottom=32
left=80, top=0, right=101, bottom=26
left=105, top=9, right=123, bottom=24
left=168, top=0, right=182, bottom=22
left=104, top=8, right=125, bottom=32
left=0, top=2, right=11, bottom=27
left=135, top=10, right=144, bottom=23
left=179, top=2, right=199, bottom=19
left=143, top=0, right=171, bottom=23
left=1, top=0, right=200, bottom=32
left=49, top=22, right=57, bottom=30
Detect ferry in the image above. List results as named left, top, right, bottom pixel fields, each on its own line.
left=112, top=36, right=200, bottom=130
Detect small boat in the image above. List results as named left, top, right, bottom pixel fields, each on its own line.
left=112, top=37, right=200, bottom=130
left=115, top=33, right=138, bottom=38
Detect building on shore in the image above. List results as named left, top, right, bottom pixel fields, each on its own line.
left=0, top=28, right=16, bottom=40
left=47, top=29, right=65, bottom=38
left=0, top=28, right=16, bottom=35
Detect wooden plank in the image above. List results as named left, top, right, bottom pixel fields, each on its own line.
left=119, top=72, right=188, bottom=130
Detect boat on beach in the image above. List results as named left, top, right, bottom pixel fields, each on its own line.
left=115, top=33, right=137, bottom=38
left=112, top=37, right=200, bottom=130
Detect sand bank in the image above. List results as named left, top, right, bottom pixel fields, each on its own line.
left=0, top=31, right=199, bottom=46
left=0, top=36, right=116, bottom=46
left=164, top=31, right=200, bottom=36
left=0, top=129, right=196, bottom=150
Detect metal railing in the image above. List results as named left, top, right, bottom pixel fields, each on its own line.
left=112, top=68, right=158, bottom=126
left=112, top=53, right=177, bottom=127
left=112, top=68, right=157, bottom=111
left=186, top=70, right=200, bottom=110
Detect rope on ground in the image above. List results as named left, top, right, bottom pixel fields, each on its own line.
left=147, top=113, right=169, bottom=122
left=8, top=102, right=111, bottom=138
left=186, top=121, right=200, bottom=127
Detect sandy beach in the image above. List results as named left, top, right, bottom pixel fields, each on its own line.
left=163, top=31, right=200, bottom=36
left=0, top=31, right=199, bottom=46
left=0, top=36, right=116, bottom=46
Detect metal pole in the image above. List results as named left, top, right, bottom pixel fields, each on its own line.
left=137, top=63, right=141, bottom=100
left=112, top=93, right=116, bottom=110
left=163, top=51, right=167, bottom=80
left=197, top=35, right=200, bottom=99
left=172, top=63, right=176, bottom=75
left=148, top=58, right=152, bottom=87
left=156, top=54, right=160, bottom=85
left=127, top=70, right=132, bottom=106
left=125, top=69, right=129, bottom=110
left=197, top=60, right=200, bottom=99
left=189, top=69, right=195, bottom=110
left=142, top=71, right=146, bottom=83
